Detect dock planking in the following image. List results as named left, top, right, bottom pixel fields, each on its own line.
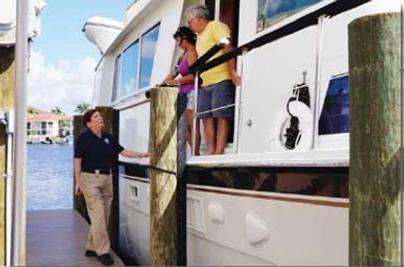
left=27, top=209, right=124, bottom=266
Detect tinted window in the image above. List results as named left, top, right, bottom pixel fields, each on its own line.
left=319, top=75, right=349, bottom=135
left=120, top=41, right=139, bottom=97
left=112, top=55, right=122, bottom=102
left=184, top=166, right=349, bottom=199
left=139, top=25, right=160, bottom=89
left=257, top=0, right=322, bottom=32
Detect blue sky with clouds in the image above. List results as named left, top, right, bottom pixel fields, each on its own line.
left=33, top=0, right=132, bottom=64
left=28, top=0, right=133, bottom=114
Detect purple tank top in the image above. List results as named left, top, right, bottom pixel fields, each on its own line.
left=177, top=52, right=194, bottom=93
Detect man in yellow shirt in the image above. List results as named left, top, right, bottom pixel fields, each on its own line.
left=186, top=4, right=241, bottom=155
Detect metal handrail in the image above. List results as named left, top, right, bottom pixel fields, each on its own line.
left=188, top=38, right=229, bottom=73
left=196, top=104, right=235, bottom=117
left=188, top=0, right=371, bottom=75
left=188, top=0, right=372, bottom=156
left=191, top=75, right=199, bottom=156
left=191, top=81, right=237, bottom=156
left=312, top=15, right=326, bottom=149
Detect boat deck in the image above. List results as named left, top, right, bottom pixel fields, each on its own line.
left=27, top=209, right=124, bottom=266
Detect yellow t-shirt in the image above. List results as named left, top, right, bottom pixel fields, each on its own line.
left=196, top=21, right=231, bottom=86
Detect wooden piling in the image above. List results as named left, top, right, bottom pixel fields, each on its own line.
left=176, top=92, right=187, bottom=266
left=72, top=115, right=88, bottom=221
left=96, top=106, right=114, bottom=133
left=0, top=47, right=15, bottom=265
left=111, top=108, right=120, bottom=251
left=349, top=13, right=402, bottom=265
left=149, top=86, right=186, bottom=265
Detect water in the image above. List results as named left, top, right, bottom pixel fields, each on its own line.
left=27, top=144, right=73, bottom=210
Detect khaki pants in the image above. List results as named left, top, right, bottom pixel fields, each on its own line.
left=81, top=172, right=113, bottom=255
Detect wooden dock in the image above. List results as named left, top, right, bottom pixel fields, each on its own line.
left=27, top=209, right=124, bottom=266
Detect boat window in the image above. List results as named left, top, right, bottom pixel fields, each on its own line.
left=111, top=55, right=122, bottom=102
left=319, top=75, right=349, bottom=135
left=256, top=0, right=323, bottom=32
left=139, top=24, right=160, bottom=89
left=120, top=41, right=140, bottom=98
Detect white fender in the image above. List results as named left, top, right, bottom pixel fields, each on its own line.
left=245, top=210, right=270, bottom=247
left=208, top=202, right=225, bottom=224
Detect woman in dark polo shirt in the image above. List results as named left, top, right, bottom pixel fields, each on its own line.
left=74, top=109, right=148, bottom=266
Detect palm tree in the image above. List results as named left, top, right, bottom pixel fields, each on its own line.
left=75, top=101, right=91, bottom=114
left=27, top=106, right=38, bottom=115
left=51, top=106, right=65, bottom=115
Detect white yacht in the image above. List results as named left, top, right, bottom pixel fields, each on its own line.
left=0, top=0, right=46, bottom=45
left=83, top=0, right=401, bottom=265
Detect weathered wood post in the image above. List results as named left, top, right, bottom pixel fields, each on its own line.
left=0, top=46, right=15, bottom=266
left=73, top=114, right=88, bottom=220
left=349, top=13, right=402, bottom=265
left=176, top=92, right=187, bottom=266
left=149, top=86, right=187, bottom=265
left=97, top=106, right=114, bottom=133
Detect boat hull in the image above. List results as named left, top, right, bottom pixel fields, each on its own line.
left=118, top=166, right=349, bottom=265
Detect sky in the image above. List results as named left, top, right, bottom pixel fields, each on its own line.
left=28, top=0, right=133, bottom=114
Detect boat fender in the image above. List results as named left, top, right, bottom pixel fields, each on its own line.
left=208, top=202, right=224, bottom=224
left=245, top=210, right=270, bottom=247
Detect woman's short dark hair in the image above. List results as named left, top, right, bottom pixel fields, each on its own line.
left=173, top=26, right=196, bottom=45
left=82, top=109, right=98, bottom=128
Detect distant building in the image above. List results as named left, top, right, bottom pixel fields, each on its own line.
left=27, top=108, right=73, bottom=143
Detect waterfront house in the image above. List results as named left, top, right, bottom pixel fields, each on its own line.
left=27, top=108, right=73, bottom=143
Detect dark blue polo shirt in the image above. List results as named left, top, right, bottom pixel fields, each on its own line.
left=74, top=129, right=124, bottom=171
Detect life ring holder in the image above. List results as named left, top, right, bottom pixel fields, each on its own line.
left=271, top=82, right=313, bottom=151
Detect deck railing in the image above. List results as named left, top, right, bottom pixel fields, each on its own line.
left=187, top=0, right=372, bottom=156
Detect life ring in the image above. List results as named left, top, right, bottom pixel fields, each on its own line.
left=268, top=99, right=313, bottom=151
left=285, top=100, right=313, bottom=151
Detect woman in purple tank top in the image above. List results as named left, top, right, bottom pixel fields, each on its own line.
left=163, top=26, right=201, bottom=155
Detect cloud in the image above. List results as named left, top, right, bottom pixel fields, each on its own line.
left=28, top=50, right=97, bottom=114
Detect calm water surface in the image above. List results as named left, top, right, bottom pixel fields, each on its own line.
left=27, top=144, right=73, bottom=210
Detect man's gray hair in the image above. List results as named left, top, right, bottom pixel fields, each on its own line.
left=185, top=4, right=210, bottom=20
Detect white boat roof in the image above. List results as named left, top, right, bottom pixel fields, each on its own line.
left=82, top=16, right=124, bottom=54
left=0, top=0, right=15, bottom=32
left=94, top=0, right=160, bottom=69
left=84, top=16, right=124, bottom=31
left=0, top=0, right=47, bottom=45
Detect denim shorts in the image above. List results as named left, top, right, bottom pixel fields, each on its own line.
left=197, top=80, right=235, bottom=119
